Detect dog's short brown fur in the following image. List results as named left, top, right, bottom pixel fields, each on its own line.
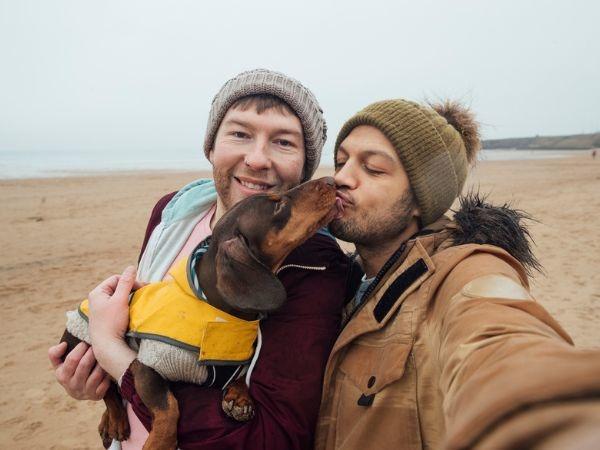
left=60, top=177, right=338, bottom=450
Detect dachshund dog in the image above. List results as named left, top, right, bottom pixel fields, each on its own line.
left=59, top=177, right=339, bottom=450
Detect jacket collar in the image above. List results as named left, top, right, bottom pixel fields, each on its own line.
left=333, top=231, right=440, bottom=353
left=332, top=192, right=542, bottom=353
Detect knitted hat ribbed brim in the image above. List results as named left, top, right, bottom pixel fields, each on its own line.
left=204, top=69, right=327, bottom=181
left=335, top=99, right=470, bottom=225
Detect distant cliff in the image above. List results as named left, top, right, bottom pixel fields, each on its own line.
left=483, top=132, right=600, bottom=150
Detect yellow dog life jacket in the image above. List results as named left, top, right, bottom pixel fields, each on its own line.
left=78, top=257, right=259, bottom=365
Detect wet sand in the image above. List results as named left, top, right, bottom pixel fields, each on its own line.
left=1, top=156, right=599, bottom=448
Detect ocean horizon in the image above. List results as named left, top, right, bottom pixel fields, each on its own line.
left=0, top=148, right=591, bottom=180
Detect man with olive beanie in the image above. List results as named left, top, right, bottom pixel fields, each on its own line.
left=316, top=99, right=600, bottom=449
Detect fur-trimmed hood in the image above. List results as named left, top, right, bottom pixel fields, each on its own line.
left=444, top=192, right=541, bottom=276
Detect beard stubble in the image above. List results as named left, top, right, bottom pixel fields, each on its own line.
left=330, top=190, right=416, bottom=247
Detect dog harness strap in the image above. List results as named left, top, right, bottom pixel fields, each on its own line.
left=187, top=237, right=211, bottom=298
left=245, top=325, right=262, bottom=388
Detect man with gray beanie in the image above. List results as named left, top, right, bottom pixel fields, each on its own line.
left=49, top=69, right=348, bottom=449
left=316, top=99, right=600, bottom=449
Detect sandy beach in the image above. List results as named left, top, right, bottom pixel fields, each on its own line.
left=1, top=156, right=599, bottom=449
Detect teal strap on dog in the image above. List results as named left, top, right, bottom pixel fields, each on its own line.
left=187, top=236, right=212, bottom=299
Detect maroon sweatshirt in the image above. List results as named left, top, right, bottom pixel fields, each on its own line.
left=120, top=193, right=349, bottom=449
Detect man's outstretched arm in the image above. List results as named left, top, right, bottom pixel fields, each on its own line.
left=431, top=253, right=600, bottom=449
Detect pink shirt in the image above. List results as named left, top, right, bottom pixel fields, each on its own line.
left=121, top=204, right=215, bottom=449
left=170, top=203, right=216, bottom=269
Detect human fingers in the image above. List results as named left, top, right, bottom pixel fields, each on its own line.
left=95, top=373, right=111, bottom=399
left=85, top=359, right=109, bottom=400
left=112, top=266, right=137, bottom=302
left=89, top=274, right=120, bottom=298
left=71, top=345, right=97, bottom=389
left=48, top=342, right=67, bottom=369
left=58, top=342, right=89, bottom=380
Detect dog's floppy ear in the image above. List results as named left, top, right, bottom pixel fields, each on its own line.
left=215, top=235, right=286, bottom=314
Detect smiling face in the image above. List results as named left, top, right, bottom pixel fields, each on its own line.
left=330, top=125, right=421, bottom=247
left=209, top=105, right=306, bottom=218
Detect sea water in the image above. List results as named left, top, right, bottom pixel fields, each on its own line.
left=0, top=148, right=590, bottom=179
left=0, top=149, right=212, bottom=179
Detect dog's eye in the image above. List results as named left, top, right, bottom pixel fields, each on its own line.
left=273, top=199, right=287, bottom=215
left=238, top=232, right=250, bottom=248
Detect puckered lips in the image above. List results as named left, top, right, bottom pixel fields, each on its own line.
left=332, top=197, right=344, bottom=220
left=334, top=191, right=352, bottom=219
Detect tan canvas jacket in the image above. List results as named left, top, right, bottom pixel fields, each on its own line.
left=316, top=207, right=600, bottom=450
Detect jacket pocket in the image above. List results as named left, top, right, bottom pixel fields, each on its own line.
left=338, top=333, right=413, bottom=397
left=333, top=335, right=420, bottom=449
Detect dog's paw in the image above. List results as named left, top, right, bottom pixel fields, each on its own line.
left=222, top=397, right=255, bottom=422
left=222, top=384, right=255, bottom=422
left=99, top=407, right=131, bottom=446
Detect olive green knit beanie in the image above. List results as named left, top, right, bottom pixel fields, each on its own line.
left=334, top=99, right=480, bottom=226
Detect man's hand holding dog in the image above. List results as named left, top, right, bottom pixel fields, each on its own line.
left=49, top=266, right=144, bottom=397
left=49, top=341, right=111, bottom=400
left=87, top=266, right=142, bottom=381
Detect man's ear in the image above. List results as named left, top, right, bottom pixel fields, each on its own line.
left=208, top=148, right=214, bottom=164
left=411, top=203, right=422, bottom=229
left=215, top=235, right=286, bottom=314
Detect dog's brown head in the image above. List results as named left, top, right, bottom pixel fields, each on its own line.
left=200, top=177, right=338, bottom=316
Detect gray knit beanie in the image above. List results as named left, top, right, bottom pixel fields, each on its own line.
left=204, top=69, right=327, bottom=181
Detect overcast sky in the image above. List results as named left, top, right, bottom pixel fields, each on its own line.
left=1, top=0, right=599, bottom=161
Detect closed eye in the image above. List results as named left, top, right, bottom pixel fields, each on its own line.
left=273, top=199, right=287, bottom=215
left=364, top=165, right=385, bottom=176
left=237, top=231, right=250, bottom=247
left=334, top=160, right=346, bottom=172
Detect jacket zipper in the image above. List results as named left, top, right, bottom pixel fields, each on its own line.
left=276, top=264, right=326, bottom=275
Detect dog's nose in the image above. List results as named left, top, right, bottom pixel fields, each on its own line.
left=323, top=176, right=335, bottom=186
